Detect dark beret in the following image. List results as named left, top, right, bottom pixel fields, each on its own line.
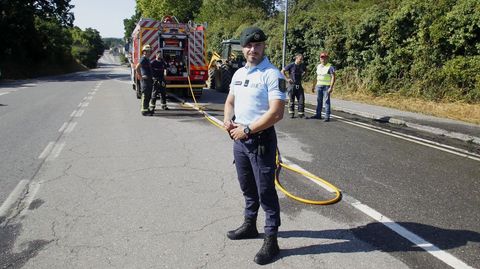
left=240, top=27, right=268, bottom=47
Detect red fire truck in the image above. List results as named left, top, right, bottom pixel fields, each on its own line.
left=129, top=16, right=208, bottom=99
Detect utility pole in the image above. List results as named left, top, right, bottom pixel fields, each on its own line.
left=282, top=0, right=288, bottom=69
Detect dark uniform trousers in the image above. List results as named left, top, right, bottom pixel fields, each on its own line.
left=233, top=127, right=280, bottom=236
left=141, top=78, right=153, bottom=112
left=152, top=78, right=167, bottom=106
left=288, top=83, right=305, bottom=115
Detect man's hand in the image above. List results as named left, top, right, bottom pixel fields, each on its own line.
left=224, top=120, right=236, bottom=132
left=288, top=78, right=294, bottom=84
left=229, top=124, right=248, bottom=140
left=328, top=86, right=334, bottom=94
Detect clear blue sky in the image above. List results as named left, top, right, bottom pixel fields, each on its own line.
left=71, top=0, right=136, bottom=38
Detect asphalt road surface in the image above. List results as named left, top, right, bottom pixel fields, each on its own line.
left=0, top=52, right=478, bottom=268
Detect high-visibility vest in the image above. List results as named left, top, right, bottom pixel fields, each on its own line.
left=316, top=63, right=332, bottom=86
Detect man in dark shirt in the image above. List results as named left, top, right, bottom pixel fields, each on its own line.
left=151, top=52, right=169, bottom=110
left=281, top=54, right=306, bottom=118
left=135, top=45, right=154, bottom=116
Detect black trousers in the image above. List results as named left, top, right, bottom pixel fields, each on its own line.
left=288, top=84, right=305, bottom=114
left=233, top=127, right=280, bottom=236
left=140, top=78, right=153, bottom=112
left=152, top=79, right=167, bottom=106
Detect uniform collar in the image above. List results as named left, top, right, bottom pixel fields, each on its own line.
left=245, top=57, right=270, bottom=73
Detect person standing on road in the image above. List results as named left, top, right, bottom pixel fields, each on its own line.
left=223, top=26, right=287, bottom=266
left=135, top=45, right=154, bottom=116
left=151, top=52, right=169, bottom=111
left=309, top=52, right=336, bottom=121
left=281, top=53, right=307, bottom=118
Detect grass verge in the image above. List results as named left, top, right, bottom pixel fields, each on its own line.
left=303, top=82, right=480, bottom=125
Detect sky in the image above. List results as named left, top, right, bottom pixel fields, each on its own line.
left=70, top=0, right=136, bottom=38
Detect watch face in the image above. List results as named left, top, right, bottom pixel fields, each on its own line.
left=244, top=127, right=250, bottom=134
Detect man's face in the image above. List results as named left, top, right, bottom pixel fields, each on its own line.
left=295, top=55, right=303, bottom=64
left=242, top=42, right=265, bottom=66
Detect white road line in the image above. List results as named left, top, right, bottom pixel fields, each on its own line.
left=46, top=142, right=65, bottom=161
left=342, top=120, right=480, bottom=162
left=85, top=96, right=93, bottom=100
left=0, top=92, right=9, bottom=96
left=342, top=118, right=480, bottom=158
left=80, top=102, right=89, bottom=107
left=74, top=109, right=85, bottom=117
left=0, top=180, right=29, bottom=219
left=58, top=122, right=68, bottom=133
left=64, top=122, right=77, bottom=134
left=38, top=142, right=55, bottom=159
left=349, top=197, right=474, bottom=269
left=19, top=181, right=41, bottom=217
left=303, top=107, right=480, bottom=162
left=70, top=110, right=77, bottom=117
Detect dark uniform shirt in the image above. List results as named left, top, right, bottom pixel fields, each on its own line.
left=284, top=62, right=306, bottom=84
left=140, top=56, right=152, bottom=79
left=151, top=59, right=166, bottom=80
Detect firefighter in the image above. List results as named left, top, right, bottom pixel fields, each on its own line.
left=223, top=27, right=287, bottom=265
left=135, top=44, right=154, bottom=116
left=151, top=52, right=169, bottom=110
left=281, top=54, right=307, bottom=118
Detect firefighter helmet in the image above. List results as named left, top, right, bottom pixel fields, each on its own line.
left=142, top=44, right=152, bottom=51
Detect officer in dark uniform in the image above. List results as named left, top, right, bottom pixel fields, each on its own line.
left=281, top=53, right=306, bottom=118
left=151, top=52, right=169, bottom=111
left=223, top=27, right=287, bottom=265
left=135, top=44, right=154, bottom=116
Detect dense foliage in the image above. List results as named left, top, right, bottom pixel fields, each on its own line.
left=0, top=0, right=105, bottom=78
left=70, top=27, right=105, bottom=68
left=129, top=0, right=479, bottom=103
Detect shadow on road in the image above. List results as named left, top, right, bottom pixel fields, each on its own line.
left=278, top=222, right=480, bottom=257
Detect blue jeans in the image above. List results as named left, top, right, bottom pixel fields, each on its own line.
left=315, top=85, right=331, bottom=118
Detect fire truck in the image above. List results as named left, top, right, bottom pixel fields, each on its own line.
left=129, top=16, right=208, bottom=99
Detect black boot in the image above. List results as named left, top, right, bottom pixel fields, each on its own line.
left=226, top=217, right=258, bottom=240
left=253, top=235, right=280, bottom=265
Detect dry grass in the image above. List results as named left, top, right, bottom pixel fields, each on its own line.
left=303, top=82, right=480, bottom=125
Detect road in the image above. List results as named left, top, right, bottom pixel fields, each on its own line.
left=0, top=52, right=478, bottom=268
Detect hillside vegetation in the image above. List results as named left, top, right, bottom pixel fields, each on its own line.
left=0, top=0, right=105, bottom=79
left=128, top=0, right=479, bottom=105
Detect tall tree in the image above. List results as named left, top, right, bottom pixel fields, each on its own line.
left=137, top=0, right=202, bottom=22
left=123, top=7, right=142, bottom=39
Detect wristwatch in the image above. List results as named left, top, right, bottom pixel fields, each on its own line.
left=243, top=125, right=251, bottom=135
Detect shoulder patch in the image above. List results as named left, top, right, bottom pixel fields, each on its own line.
left=278, top=78, right=286, bottom=93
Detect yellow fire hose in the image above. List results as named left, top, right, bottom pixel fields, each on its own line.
left=185, top=76, right=342, bottom=205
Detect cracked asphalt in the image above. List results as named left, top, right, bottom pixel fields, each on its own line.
left=1, top=53, right=478, bottom=268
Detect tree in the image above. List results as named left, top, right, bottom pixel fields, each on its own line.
left=123, top=7, right=141, bottom=39
left=70, top=27, right=105, bottom=68
left=136, top=0, right=202, bottom=22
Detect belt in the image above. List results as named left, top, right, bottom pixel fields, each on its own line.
left=250, top=126, right=275, bottom=139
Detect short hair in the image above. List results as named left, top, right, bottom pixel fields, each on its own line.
left=295, top=53, right=303, bottom=58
